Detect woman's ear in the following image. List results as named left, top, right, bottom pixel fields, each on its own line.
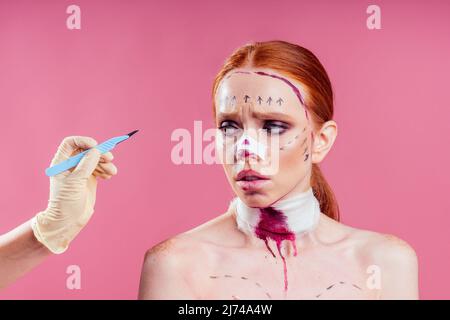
left=311, top=120, right=338, bottom=164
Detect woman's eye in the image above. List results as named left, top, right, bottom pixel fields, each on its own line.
left=219, top=121, right=240, bottom=136
left=263, top=121, right=288, bottom=134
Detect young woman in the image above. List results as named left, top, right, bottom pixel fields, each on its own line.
left=138, top=40, right=418, bottom=300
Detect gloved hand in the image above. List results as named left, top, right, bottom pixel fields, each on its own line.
left=31, top=136, right=118, bottom=254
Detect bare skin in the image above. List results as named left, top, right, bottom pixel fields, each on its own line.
left=139, top=204, right=418, bottom=300
left=0, top=220, right=52, bottom=290
left=139, top=67, right=418, bottom=300
left=0, top=137, right=117, bottom=291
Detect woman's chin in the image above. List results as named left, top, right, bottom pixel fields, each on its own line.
left=236, top=191, right=274, bottom=208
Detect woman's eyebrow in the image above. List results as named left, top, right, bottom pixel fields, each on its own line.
left=251, top=110, right=292, bottom=121
left=216, top=111, right=239, bottom=123
left=216, top=110, right=292, bottom=122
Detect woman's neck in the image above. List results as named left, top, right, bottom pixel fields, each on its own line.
left=232, top=187, right=321, bottom=291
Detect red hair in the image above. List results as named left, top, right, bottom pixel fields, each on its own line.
left=212, top=40, right=340, bottom=221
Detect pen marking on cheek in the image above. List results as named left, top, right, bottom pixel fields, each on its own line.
left=301, top=137, right=307, bottom=147
left=279, top=134, right=300, bottom=151
left=276, top=98, right=284, bottom=106
left=267, top=97, right=272, bottom=106
left=302, top=147, right=308, bottom=155
left=244, top=95, right=251, bottom=103
left=304, top=153, right=309, bottom=161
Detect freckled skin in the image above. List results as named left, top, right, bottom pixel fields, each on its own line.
left=216, top=69, right=314, bottom=209
left=138, top=67, right=419, bottom=300
left=139, top=206, right=416, bottom=299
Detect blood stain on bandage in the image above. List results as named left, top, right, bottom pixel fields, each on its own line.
left=255, top=207, right=297, bottom=291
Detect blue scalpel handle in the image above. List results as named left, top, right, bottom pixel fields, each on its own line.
left=45, top=134, right=132, bottom=177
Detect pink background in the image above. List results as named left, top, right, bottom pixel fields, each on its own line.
left=0, top=0, right=449, bottom=299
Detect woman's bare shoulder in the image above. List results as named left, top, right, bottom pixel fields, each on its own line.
left=347, top=224, right=418, bottom=298
left=346, top=225, right=416, bottom=262
left=139, top=206, right=239, bottom=299
left=143, top=208, right=236, bottom=261
left=327, top=217, right=418, bottom=282
left=321, top=214, right=416, bottom=257
left=139, top=232, right=213, bottom=299
left=358, top=230, right=418, bottom=271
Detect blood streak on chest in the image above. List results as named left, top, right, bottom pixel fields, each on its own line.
left=254, top=207, right=298, bottom=291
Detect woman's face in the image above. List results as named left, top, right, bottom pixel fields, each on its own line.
left=215, top=68, right=316, bottom=207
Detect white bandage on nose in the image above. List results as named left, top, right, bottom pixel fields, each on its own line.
left=235, top=133, right=267, bottom=161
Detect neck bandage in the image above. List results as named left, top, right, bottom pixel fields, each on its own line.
left=232, top=187, right=321, bottom=291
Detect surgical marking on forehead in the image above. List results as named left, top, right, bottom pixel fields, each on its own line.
left=219, top=94, right=285, bottom=108
left=225, top=70, right=251, bottom=79
left=254, top=71, right=305, bottom=106
left=221, top=70, right=309, bottom=120
left=231, top=95, right=236, bottom=106
left=257, top=96, right=263, bottom=104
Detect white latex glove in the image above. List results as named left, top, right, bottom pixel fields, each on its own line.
left=31, top=136, right=118, bottom=254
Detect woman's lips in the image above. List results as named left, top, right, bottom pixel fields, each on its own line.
left=235, top=169, right=271, bottom=191
left=236, top=169, right=269, bottom=181
left=236, top=179, right=271, bottom=191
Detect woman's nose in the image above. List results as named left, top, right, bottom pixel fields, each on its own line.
left=234, top=131, right=267, bottom=162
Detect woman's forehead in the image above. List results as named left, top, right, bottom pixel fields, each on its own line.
left=215, top=70, right=306, bottom=115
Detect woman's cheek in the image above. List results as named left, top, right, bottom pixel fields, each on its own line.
left=279, top=143, right=308, bottom=177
